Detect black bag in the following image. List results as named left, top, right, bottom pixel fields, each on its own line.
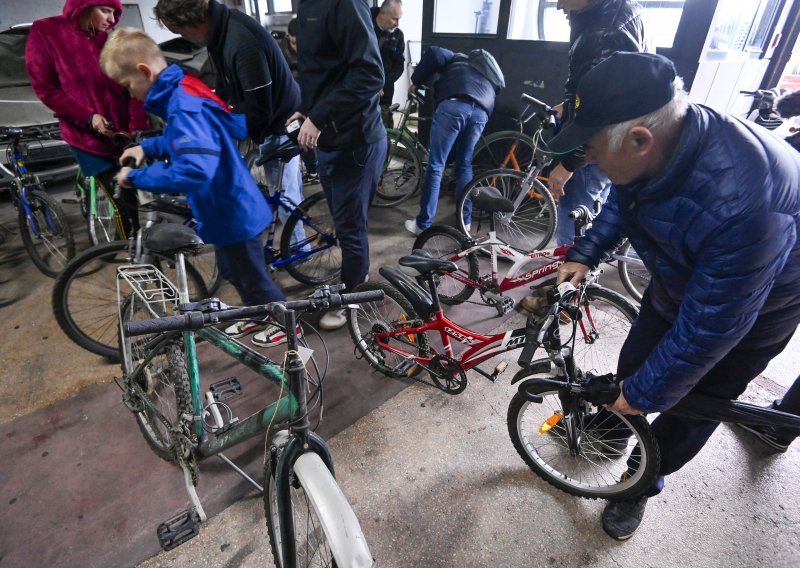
left=466, top=49, right=505, bottom=92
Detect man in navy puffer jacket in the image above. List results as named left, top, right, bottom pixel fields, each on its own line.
left=550, top=53, right=800, bottom=540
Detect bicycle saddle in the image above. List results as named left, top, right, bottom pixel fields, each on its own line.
left=143, top=222, right=204, bottom=255
left=256, top=138, right=303, bottom=166
left=399, top=249, right=458, bottom=276
left=470, top=185, right=515, bottom=213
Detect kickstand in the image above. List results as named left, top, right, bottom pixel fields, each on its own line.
left=217, top=453, right=264, bottom=493
left=181, top=463, right=207, bottom=522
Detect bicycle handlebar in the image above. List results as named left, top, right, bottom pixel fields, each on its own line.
left=122, top=289, right=385, bottom=337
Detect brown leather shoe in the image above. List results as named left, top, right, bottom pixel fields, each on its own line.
left=520, top=295, right=549, bottom=316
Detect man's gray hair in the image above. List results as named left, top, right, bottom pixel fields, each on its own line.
left=605, top=77, right=690, bottom=151
left=380, top=0, right=402, bottom=11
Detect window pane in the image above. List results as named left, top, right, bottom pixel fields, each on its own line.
left=273, top=0, right=293, bottom=13
left=508, top=0, right=684, bottom=48
left=434, top=0, right=500, bottom=35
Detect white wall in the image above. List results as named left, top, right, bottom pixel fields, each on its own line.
left=393, top=0, right=423, bottom=105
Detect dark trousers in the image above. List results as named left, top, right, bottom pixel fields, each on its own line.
left=617, top=290, right=800, bottom=495
left=317, top=138, right=387, bottom=292
left=215, top=235, right=285, bottom=306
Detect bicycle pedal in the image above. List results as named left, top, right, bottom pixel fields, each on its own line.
left=210, top=377, right=243, bottom=402
left=156, top=508, right=200, bottom=551
left=489, top=360, right=509, bottom=383
left=495, top=296, right=514, bottom=316
left=393, top=358, right=419, bottom=377
left=61, top=198, right=81, bottom=205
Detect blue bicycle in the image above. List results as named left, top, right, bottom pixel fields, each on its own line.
left=1, top=126, right=75, bottom=277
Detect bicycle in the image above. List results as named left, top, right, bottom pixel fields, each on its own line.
left=346, top=247, right=636, bottom=395
left=0, top=126, right=75, bottom=277
left=373, top=90, right=539, bottom=208
left=119, top=253, right=381, bottom=563
left=455, top=94, right=559, bottom=253
left=506, top=282, right=800, bottom=501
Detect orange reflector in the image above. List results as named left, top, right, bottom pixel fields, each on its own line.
left=401, top=315, right=416, bottom=343
left=539, top=412, right=564, bottom=434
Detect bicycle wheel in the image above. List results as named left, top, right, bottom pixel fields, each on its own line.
left=472, top=131, right=536, bottom=174
left=346, top=281, right=429, bottom=378
left=265, top=451, right=372, bottom=568
left=507, top=381, right=660, bottom=501
left=564, top=285, right=638, bottom=377
left=18, top=188, right=76, bottom=278
left=280, top=192, right=342, bottom=285
left=458, top=169, right=556, bottom=253
left=186, top=245, right=222, bottom=295
left=120, top=315, right=193, bottom=463
left=413, top=225, right=478, bottom=304
left=616, top=240, right=650, bottom=303
left=373, top=129, right=423, bottom=207
left=52, top=240, right=208, bottom=359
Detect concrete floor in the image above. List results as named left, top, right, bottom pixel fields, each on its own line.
left=0, top=181, right=798, bottom=567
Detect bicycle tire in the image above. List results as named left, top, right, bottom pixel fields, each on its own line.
left=264, top=450, right=372, bottom=568
left=457, top=169, right=557, bottom=253
left=52, top=240, right=208, bottom=359
left=472, top=131, right=536, bottom=174
left=373, top=129, right=424, bottom=207
left=120, top=316, right=193, bottom=463
left=616, top=240, right=650, bottom=303
left=412, top=224, right=479, bottom=304
left=280, top=192, right=342, bottom=285
left=346, top=281, right=429, bottom=378
left=507, top=379, right=660, bottom=501
left=18, top=188, right=76, bottom=278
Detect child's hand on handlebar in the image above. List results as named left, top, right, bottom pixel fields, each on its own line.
left=116, top=167, right=134, bottom=189
left=119, top=145, right=145, bottom=167
left=556, top=261, right=590, bottom=287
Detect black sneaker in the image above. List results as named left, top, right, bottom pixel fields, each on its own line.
left=303, top=172, right=320, bottom=185
left=601, top=496, right=648, bottom=540
left=737, top=423, right=791, bottom=453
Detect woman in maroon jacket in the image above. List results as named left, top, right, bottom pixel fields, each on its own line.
left=26, top=0, right=149, bottom=232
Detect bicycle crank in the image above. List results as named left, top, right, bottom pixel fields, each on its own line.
left=428, top=354, right=468, bottom=395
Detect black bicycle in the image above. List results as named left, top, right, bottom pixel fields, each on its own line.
left=508, top=284, right=800, bottom=501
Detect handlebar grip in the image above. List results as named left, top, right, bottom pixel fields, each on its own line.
left=123, top=312, right=207, bottom=336
left=520, top=93, right=551, bottom=113
left=336, top=289, right=385, bottom=305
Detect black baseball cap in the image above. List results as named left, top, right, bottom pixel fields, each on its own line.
left=548, top=52, right=677, bottom=154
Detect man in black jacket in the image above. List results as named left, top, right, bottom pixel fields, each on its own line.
left=154, top=0, right=305, bottom=346
left=291, top=0, right=387, bottom=330
left=370, top=0, right=405, bottom=127
left=549, top=0, right=650, bottom=245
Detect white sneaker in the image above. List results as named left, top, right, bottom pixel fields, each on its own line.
left=223, top=319, right=268, bottom=338
left=319, top=308, right=347, bottom=330
left=464, top=223, right=471, bottom=232
left=252, top=322, right=303, bottom=347
left=404, top=219, right=422, bottom=236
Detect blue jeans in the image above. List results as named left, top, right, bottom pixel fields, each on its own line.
left=317, top=137, right=387, bottom=292
left=216, top=234, right=285, bottom=305
left=556, top=163, right=611, bottom=245
left=616, top=289, right=800, bottom=496
left=416, top=99, right=489, bottom=229
left=261, top=134, right=305, bottom=247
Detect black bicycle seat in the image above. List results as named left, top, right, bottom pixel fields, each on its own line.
left=256, top=138, right=303, bottom=166
left=471, top=185, right=515, bottom=213
left=144, top=222, right=204, bottom=255
left=399, top=249, right=458, bottom=275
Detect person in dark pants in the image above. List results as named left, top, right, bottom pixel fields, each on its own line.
left=552, top=53, right=800, bottom=540
left=370, top=0, right=405, bottom=128
left=292, top=0, right=387, bottom=330
left=548, top=0, right=650, bottom=246
left=153, top=0, right=305, bottom=345
left=103, top=30, right=291, bottom=343
left=403, top=46, right=500, bottom=235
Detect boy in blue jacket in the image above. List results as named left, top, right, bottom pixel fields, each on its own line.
left=100, top=28, right=294, bottom=346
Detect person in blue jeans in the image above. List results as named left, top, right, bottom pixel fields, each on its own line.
left=547, top=0, right=650, bottom=245
left=404, top=46, right=499, bottom=235
left=103, top=29, right=293, bottom=346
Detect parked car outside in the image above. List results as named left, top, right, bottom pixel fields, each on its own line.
left=0, top=24, right=78, bottom=187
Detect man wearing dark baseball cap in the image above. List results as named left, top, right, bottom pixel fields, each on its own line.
left=552, top=51, right=800, bottom=539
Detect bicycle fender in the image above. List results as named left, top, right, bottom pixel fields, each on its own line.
left=510, top=360, right=554, bottom=385
left=379, top=266, right=434, bottom=319
left=293, top=452, right=375, bottom=568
